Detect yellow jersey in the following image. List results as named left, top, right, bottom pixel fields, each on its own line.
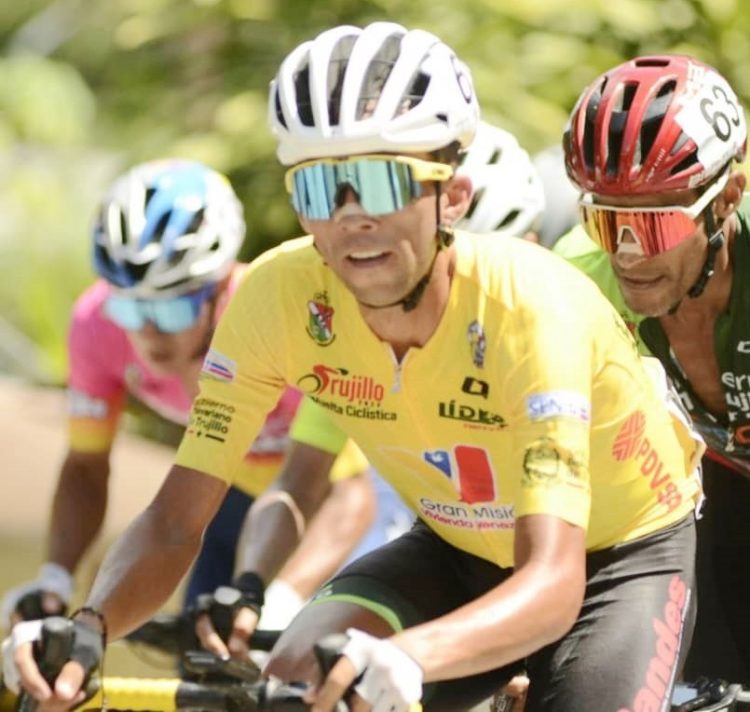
left=176, top=232, right=703, bottom=566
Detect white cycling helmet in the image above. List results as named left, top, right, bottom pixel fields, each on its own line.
left=93, top=159, right=245, bottom=298
left=532, top=144, right=580, bottom=248
left=457, top=121, right=545, bottom=237
left=269, top=21, right=480, bottom=165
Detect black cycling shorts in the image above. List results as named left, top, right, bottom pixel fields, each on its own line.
left=314, top=515, right=696, bottom=712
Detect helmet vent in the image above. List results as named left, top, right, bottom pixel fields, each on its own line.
left=639, top=81, right=675, bottom=165
left=398, top=70, right=430, bottom=114
left=117, top=211, right=128, bottom=245
left=152, top=212, right=171, bottom=242
left=634, top=57, right=670, bottom=68
left=497, top=208, right=520, bottom=230
left=582, top=81, right=605, bottom=171
left=327, top=35, right=357, bottom=125
left=293, top=63, right=314, bottom=127
left=605, top=83, right=637, bottom=177
left=186, top=209, right=204, bottom=235
left=466, top=190, right=482, bottom=219
left=123, top=261, right=150, bottom=284
left=274, top=89, right=286, bottom=128
left=670, top=151, right=699, bottom=175
left=165, top=247, right=188, bottom=269
left=356, top=33, right=401, bottom=120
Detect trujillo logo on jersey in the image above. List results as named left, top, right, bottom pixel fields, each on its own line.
left=306, top=291, right=335, bottom=346
left=612, top=410, right=683, bottom=512
left=297, top=364, right=397, bottom=420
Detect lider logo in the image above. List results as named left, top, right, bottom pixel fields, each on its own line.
left=612, top=410, right=646, bottom=461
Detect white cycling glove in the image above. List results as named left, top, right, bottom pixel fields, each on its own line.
left=1, top=564, right=73, bottom=629
left=342, top=628, right=423, bottom=712
left=1, top=619, right=43, bottom=694
left=257, top=580, right=305, bottom=631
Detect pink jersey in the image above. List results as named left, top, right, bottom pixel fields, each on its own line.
left=66, top=266, right=302, bottom=496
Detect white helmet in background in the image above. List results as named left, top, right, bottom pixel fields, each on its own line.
left=532, top=144, right=580, bottom=248
left=93, top=159, right=245, bottom=298
left=269, top=21, right=480, bottom=165
left=457, top=121, right=545, bottom=237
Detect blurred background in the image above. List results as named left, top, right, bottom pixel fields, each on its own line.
left=3, top=0, right=750, bottom=382
left=1, top=0, right=749, bottom=679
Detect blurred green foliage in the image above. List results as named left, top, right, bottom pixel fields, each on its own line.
left=2, top=0, right=750, bottom=382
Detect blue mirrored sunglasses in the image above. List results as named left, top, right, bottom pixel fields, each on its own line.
left=284, top=154, right=454, bottom=220
left=103, top=284, right=216, bottom=333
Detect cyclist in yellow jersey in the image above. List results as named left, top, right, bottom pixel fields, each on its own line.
left=244, top=119, right=548, bottom=635
left=5, top=23, right=704, bottom=712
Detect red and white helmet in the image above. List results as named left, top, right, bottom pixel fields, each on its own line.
left=564, top=55, right=747, bottom=195
left=269, top=21, right=479, bottom=165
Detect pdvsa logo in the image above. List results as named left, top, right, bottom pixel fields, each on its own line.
left=612, top=410, right=646, bottom=461
left=297, top=364, right=385, bottom=403
left=612, top=410, right=683, bottom=512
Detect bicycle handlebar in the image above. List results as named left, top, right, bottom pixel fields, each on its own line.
left=125, top=611, right=281, bottom=659
left=672, top=679, right=750, bottom=711
left=22, top=618, right=422, bottom=712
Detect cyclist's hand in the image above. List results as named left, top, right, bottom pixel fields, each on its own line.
left=2, top=617, right=102, bottom=709
left=1, top=565, right=72, bottom=629
left=194, top=573, right=265, bottom=658
left=307, top=628, right=423, bottom=712
left=499, top=674, right=529, bottom=712
left=195, top=600, right=259, bottom=659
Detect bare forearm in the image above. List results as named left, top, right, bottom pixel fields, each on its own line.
left=47, top=453, right=109, bottom=573
left=276, top=474, right=375, bottom=597
left=85, top=505, right=202, bottom=639
left=394, top=560, right=580, bottom=681
left=236, top=487, right=329, bottom=584
left=395, top=515, right=586, bottom=681
left=84, top=465, right=228, bottom=639
left=236, top=442, right=337, bottom=583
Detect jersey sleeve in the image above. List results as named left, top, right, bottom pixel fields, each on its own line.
left=290, top=397, right=369, bottom=481
left=66, top=289, right=126, bottom=453
left=175, top=262, right=290, bottom=486
left=500, top=270, right=597, bottom=530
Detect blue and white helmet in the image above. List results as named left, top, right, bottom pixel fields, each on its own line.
left=93, top=159, right=245, bottom=298
left=457, top=121, right=545, bottom=237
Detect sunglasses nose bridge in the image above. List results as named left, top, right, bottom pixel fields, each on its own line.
left=334, top=182, right=360, bottom=208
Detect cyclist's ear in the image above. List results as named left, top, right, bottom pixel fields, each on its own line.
left=441, top=174, right=472, bottom=226
left=715, top=171, right=746, bottom=220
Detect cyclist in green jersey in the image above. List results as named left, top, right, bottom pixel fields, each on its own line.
left=559, top=54, right=750, bottom=682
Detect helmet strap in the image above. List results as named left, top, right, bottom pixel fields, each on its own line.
left=191, top=284, right=223, bottom=361
left=667, top=213, right=725, bottom=315
left=360, top=181, right=454, bottom=313
left=687, top=209, right=725, bottom=300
